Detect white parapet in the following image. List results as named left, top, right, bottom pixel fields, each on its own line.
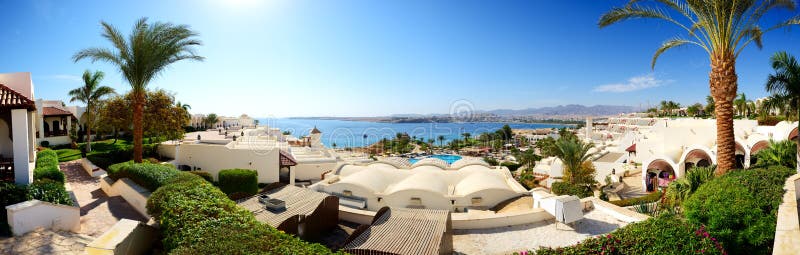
left=82, top=158, right=107, bottom=178
left=773, top=173, right=800, bottom=255
left=85, top=219, right=157, bottom=255
left=5, top=199, right=80, bottom=236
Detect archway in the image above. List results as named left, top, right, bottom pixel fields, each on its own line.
left=683, top=149, right=713, bottom=172
left=735, top=142, right=746, bottom=169
left=749, top=140, right=770, bottom=166
left=646, top=159, right=675, bottom=192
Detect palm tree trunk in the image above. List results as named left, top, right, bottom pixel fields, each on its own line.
left=133, top=91, right=145, bottom=163
left=710, top=53, right=738, bottom=175
left=86, top=125, right=92, bottom=153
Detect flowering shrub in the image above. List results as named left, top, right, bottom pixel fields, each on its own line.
left=525, top=213, right=724, bottom=255
left=683, top=166, right=794, bottom=254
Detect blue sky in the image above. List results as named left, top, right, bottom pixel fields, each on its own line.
left=1, top=0, right=799, bottom=117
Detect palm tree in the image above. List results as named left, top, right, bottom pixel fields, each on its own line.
left=68, top=70, right=116, bottom=152
left=204, top=114, right=219, bottom=130
left=665, top=165, right=716, bottom=208
left=600, top=1, right=800, bottom=175
left=705, top=95, right=716, bottom=117
left=552, top=137, right=596, bottom=184
left=766, top=51, right=800, bottom=171
left=73, top=18, right=203, bottom=163
left=752, top=140, right=797, bottom=169
left=437, top=135, right=445, bottom=148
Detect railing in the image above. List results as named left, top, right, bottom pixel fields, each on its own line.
left=44, top=130, right=68, bottom=137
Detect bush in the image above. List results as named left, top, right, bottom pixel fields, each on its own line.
left=27, top=179, right=73, bottom=206
left=146, top=170, right=338, bottom=254
left=551, top=181, right=593, bottom=198
left=218, top=169, right=258, bottom=197
left=107, top=161, right=134, bottom=178
left=1, top=183, right=28, bottom=236
left=484, top=157, right=499, bottom=166
left=188, top=171, right=213, bottom=182
left=34, top=150, right=65, bottom=183
left=110, top=163, right=190, bottom=191
left=531, top=213, right=724, bottom=255
left=39, top=141, right=50, bottom=147
left=683, top=166, right=794, bottom=254
left=609, top=191, right=662, bottom=207
left=501, top=162, right=522, bottom=171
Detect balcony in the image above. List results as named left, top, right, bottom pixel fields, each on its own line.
left=44, top=130, right=68, bottom=137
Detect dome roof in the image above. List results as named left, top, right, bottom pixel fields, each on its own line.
left=337, top=169, right=393, bottom=193
left=450, top=158, right=490, bottom=169
left=384, top=172, right=448, bottom=195
left=370, top=157, right=411, bottom=169
left=411, top=157, right=449, bottom=169
left=453, top=171, right=511, bottom=196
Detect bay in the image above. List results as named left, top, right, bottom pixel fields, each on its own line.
left=256, top=118, right=568, bottom=148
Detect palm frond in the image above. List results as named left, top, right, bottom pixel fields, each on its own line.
left=652, top=38, right=702, bottom=69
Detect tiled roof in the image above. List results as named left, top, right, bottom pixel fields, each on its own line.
left=343, top=207, right=452, bottom=255
left=279, top=150, right=297, bottom=167
left=0, top=84, right=35, bottom=110
left=42, top=107, right=74, bottom=117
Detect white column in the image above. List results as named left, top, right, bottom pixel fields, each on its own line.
left=28, top=112, right=35, bottom=161
left=12, top=109, right=31, bottom=184
left=289, top=167, right=295, bottom=186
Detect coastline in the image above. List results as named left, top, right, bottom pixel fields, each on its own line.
left=286, top=116, right=581, bottom=126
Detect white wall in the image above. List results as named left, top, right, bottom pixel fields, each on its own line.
left=292, top=161, right=337, bottom=181
left=5, top=200, right=81, bottom=236
left=175, top=143, right=280, bottom=183
left=12, top=109, right=32, bottom=184
left=112, top=178, right=151, bottom=218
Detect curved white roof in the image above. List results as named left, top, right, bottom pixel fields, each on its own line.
left=411, top=158, right=450, bottom=169
left=453, top=171, right=512, bottom=196
left=450, top=158, right=490, bottom=169
left=371, top=157, right=411, bottom=169
left=384, top=172, right=448, bottom=195
left=336, top=169, right=393, bottom=193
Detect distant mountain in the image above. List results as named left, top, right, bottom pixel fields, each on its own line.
left=487, top=104, right=638, bottom=116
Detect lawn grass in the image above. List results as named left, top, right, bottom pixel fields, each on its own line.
left=54, top=149, right=82, bottom=162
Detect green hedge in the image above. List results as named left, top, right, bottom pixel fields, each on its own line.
left=609, top=191, right=662, bottom=207
left=34, top=150, right=65, bottom=183
left=1, top=182, right=28, bottom=236
left=218, top=169, right=258, bottom=197
left=109, top=163, right=190, bottom=191
left=501, top=162, right=522, bottom=171
left=551, top=181, right=593, bottom=198
left=27, top=179, right=73, bottom=206
left=530, top=213, right=724, bottom=254
left=188, top=171, right=213, bottom=183
left=683, top=166, right=794, bottom=255
left=145, top=166, right=339, bottom=254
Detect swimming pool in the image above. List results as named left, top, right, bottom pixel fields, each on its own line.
left=408, top=154, right=463, bottom=164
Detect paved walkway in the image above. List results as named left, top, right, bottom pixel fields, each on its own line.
left=61, top=160, right=147, bottom=237
left=618, top=171, right=648, bottom=199
left=0, top=228, right=93, bottom=255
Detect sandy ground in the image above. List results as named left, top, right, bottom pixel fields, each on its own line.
left=452, top=209, right=628, bottom=255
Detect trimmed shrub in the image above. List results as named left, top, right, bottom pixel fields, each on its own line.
left=146, top=171, right=338, bottom=254
left=110, top=163, right=191, bottom=191
left=683, top=166, right=794, bottom=255
left=27, top=179, right=73, bottom=206
left=218, top=169, right=258, bottom=197
left=1, top=182, right=28, bottom=236
left=609, top=191, right=662, bottom=207
left=551, top=181, right=593, bottom=198
left=106, top=161, right=134, bottom=178
left=34, top=150, right=65, bottom=183
left=531, top=213, right=724, bottom=254
left=188, top=171, right=213, bottom=182
left=501, top=162, right=522, bottom=171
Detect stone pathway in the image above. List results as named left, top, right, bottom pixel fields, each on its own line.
left=618, top=171, right=648, bottom=199
left=0, top=228, right=93, bottom=255
left=61, top=160, right=147, bottom=237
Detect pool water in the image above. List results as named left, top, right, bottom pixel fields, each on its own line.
left=408, top=154, right=463, bottom=164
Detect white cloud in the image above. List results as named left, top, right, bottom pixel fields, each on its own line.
left=594, top=74, right=668, bottom=93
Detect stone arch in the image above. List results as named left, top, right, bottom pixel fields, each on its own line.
left=645, top=159, right=676, bottom=192
left=790, top=127, right=798, bottom=141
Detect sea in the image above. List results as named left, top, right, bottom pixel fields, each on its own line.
left=255, top=118, right=568, bottom=148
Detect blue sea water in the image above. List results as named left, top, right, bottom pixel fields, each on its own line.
left=257, top=118, right=567, bottom=148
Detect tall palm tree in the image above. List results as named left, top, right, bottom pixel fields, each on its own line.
left=68, top=70, right=116, bottom=152
left=552, top=137, right=596, bottom=184
left=437, top=135, right=445, bottom=147
left=73, top=18, right=203, bottom=163
left=600, top=1, right=800, bottom=175
left=766, top=51, right=800, bottom=171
